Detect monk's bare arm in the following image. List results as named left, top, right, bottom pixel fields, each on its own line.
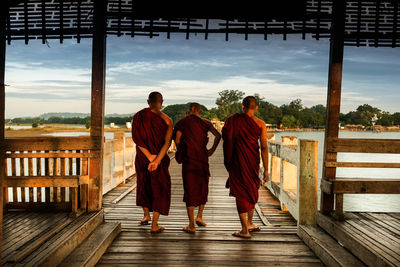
left=174, top=130, right=182, bottom=147
left=207, top=121, right=221, bottom=156
left=138, top=146, right=157, bottom=162
left=148, top=113, right=173, bottom=171
left=259, top=119, right=269, bottom=182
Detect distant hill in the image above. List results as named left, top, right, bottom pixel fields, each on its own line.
left=38, top=112, right=90, bottom=119
left=12, top=112, right=135, bottom=120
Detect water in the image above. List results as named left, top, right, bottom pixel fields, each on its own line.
left=273, top=131, right=400, bottom=212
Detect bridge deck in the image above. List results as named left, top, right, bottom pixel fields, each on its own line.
left=99, top=145, right=322, bottom=266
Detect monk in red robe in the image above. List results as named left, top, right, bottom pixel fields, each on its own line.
left=131, top=92, right=173, bottom=233
left=174, top=103, right=221, bottom=233
left=222, top=96, right=269, bottom=238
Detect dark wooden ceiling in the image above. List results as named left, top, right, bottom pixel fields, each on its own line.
left=2, top=0, right=399, bottom=47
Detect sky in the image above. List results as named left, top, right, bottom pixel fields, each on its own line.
left=4, top=33, right=400, bottom=118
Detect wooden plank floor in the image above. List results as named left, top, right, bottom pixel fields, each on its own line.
left=99, top=144, right=322, bottom=266
left=2, top=211, right=71, bottom=264
left=318, top=211, right=400, bottom=266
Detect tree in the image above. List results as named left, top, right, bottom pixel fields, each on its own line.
left=392, top=112, right=400, bottom=126
left=280, top=99, right=303, bottom=118
left=378, top=112, right=393, bottom=126
left=255, top=95, right=282, bottom=125
left=85, top=121, right=90, bottom=129
left=215, top=90, right=245, bottom=121
left=162, top=103, right=208, bottom=124
left=281, top=115, right=299, bottom=128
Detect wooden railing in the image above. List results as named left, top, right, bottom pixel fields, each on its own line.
left=2, top=136, right=102, bottom=216
left=321, top=137, right=400, bottom=219
left=262, top=136, right=318, bottom=225
left=102, top=132, right=135, bottom=194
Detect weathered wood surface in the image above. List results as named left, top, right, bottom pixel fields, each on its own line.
left=1, top=211, right=71, bottom=264
left=99, top=144, right=322, bottom=266
left=326, top=138, right=400, bottom=154
left=321, top=178, right=400, bottom=194
left=1, top=210, right=104, bottom=266
left=321, top=0, right=346, bottom=215
left=317, top=212, right=400, bottom=267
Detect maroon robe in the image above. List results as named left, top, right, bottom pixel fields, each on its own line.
left=222, top=113, right=262, bottom=213
left=174, top=114, right=211, bottom=207
left=131, top=108, right=171, bottom=215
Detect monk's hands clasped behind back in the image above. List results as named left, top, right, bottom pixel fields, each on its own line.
left=148, top=158, right=161, bottom=172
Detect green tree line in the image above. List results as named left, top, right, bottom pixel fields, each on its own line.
left=8, top=90, right=400, bottom=128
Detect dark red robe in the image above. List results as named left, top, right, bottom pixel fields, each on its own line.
left=131, top=108, right=171, bottom=215
left=174, top=114, right=211, bottom=207
left=222, top=113, right=262, bottom=213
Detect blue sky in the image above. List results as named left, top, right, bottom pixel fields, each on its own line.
left=5, top=33, right=400, bottom=118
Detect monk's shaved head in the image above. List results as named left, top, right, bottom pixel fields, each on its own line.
left=189, top=103, right=201, bottom=112
left=188, top=102, right=202, bottom=116
left=242, top=96, right=258, bottom=110
left=147, top=91, right=163, bottom=110
left=148, top=91, right=163, bottom=103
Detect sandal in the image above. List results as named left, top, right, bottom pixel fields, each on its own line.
left=150, top=226, right=165, bottom=234
left=249, top=226, right=261, bottom=232
left=139, top=220, right=150, bottom=225
left=232, top=231, right=251, bottom=239
left=195, top=220, right=207, bottom=227
left=183, top=226, right=196, bottom=234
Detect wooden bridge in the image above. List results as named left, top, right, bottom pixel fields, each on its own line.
left=98, top=144, right=323, bottom=266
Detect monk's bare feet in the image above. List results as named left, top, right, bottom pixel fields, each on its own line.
left=150, top=225, right=165, bottom=233
left=183, top=226, right=196, bottom=234
left=248, top=224, right=261, bottom=232
left=195, top=218, right=207, bottom=227
left=139, top=216, right=151, bottom=225
left=232, top=230, right=251, bottom=238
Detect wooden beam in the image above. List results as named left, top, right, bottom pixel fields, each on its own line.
left=0, top=2, right=6, bottom=263
left=5, top=151, right=100, bottom=159
left=327, top=137, right=400, bottom=153
left=325, top=162, right=400, bottom=168
left=321, top=0, right=346, bottom=214
left=89, top=0, right=107, bottom=212
left=3, top=175, right=89, bottom=187
left=298, top=140, right=318, bottom=225
left=3, top=136, right=103, bottom=151
left=332, top=178, right=400, bottom=194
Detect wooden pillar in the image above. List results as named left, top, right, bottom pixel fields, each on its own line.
left=320, top=0, right=346, bottom=215
left=298, top=140, right=318, bottom=225
left=89, top=0, right=107, bottom=211
left=0, top=1, right=7, bottom=262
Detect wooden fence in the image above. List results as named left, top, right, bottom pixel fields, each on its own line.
left=321, top=137, right=400, bottom=219
left=263, top=136, right=319, bottom=225
left=3, top=136, right=101, bottom=215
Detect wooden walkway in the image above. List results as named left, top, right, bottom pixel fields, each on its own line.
left=317, top=211, right=400, bottom=266
left=99, top=144, right=322, bottom=266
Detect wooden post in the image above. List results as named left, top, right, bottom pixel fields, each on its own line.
left=89, top=0, right=107, bottom=211
left=298, top=140, right=318, bottom=225
left=0, top=1, right=7, bottom=262
left=321, top=0, right=346, bottom=215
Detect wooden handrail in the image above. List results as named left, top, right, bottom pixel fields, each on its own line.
left=5, top=151, right=100, bottom=158
left=264, top=137, right=318, bottom=225
left=325, top=161, right=400, bottom=168
left=327, top=137, right=400, bottom=153
left=2, top=136, right=104, bottom=151
left=321, top=178, right=400, bottom=194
